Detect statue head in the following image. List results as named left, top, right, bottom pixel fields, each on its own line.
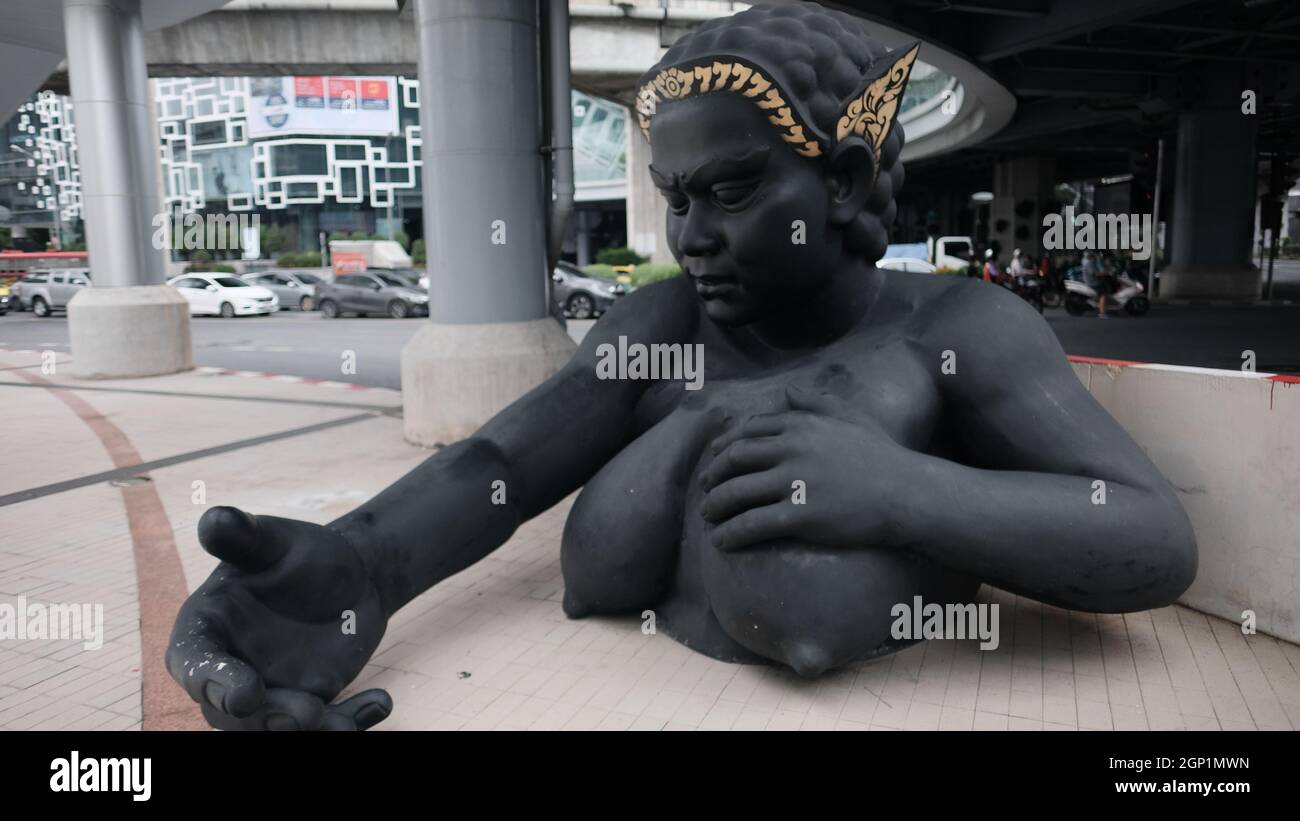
left=637, top=3, right=918, bottom=326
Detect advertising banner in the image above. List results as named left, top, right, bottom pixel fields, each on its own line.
left=248, top=76, right=398, bottom=137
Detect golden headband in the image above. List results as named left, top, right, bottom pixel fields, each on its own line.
left=635, top=43, right=921, bottom=172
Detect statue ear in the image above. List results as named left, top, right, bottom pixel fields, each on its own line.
left=834, top=42, right=920, bottom=177
left=824, top=136, right=874, bottom=228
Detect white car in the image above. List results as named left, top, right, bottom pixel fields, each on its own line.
left=876, top=257, right=937, bottom=275
left=167, top=273, right=279, bottom=317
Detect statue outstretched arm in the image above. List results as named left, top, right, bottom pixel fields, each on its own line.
left=167, top=279, right=699, bottom=729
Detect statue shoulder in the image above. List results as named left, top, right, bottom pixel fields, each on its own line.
left=577, top=274, right=701, bottom=350
left=900, top=272, right=1050, bottom=353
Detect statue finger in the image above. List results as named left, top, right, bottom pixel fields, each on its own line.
left=320, top=689, right=394, bottom=731
left=711, top=503, right=797, bottom=551
left=708, top=412, right=786, bottom=456
left=198, top=506, right=289, bottom=573
left=167, top=629, right=267, bottom=719
left=201, top=688, right=328, bottom=731
left=702, top=437, right=786, bottom=490
left=702, top=470, right=786, bottom=523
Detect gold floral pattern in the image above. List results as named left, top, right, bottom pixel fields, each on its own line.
left=636, top=44, right=920, bottom=169
left=636, top=58, right=823, bottom=159
left=834, top=44, right=920, bottom=159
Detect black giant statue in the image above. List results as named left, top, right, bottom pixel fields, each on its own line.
left=168, top=3, right=1197, bottom=730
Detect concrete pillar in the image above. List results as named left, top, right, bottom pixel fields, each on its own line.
left=63, top=0, right=190, bottom=378
left=990, top=155, right=1055, bottom=260
left=401, top=0, right=575, bottom=446
left=576, top=209, right=595, bottom=266
left=625, top=122, right=673, bottom=265
left=1160, top=109, right=1260, bottom=299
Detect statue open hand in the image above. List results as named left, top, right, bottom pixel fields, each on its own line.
left=166, top=506, right=392, bottom=730
left=699, top=384, right=910, bottom=551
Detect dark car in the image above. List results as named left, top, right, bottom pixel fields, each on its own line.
left=315, top=272, right=429, bottom=319
left=552, top=261, right=627, bottom=319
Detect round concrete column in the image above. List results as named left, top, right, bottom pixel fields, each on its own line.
left=626, top=122, right=673, bottom=265
left=402, top=0, right=574, bottom=445
left=63, top=0, right=191, bottom=378
left=1160, top=109, right=1260, bottom=299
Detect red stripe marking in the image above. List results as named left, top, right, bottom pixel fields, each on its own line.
left=1066, top=355, right=1147, bottom=367
left=1267, top=374, right=1300, bottom=384
left=5, top=362, right=207, bottom=731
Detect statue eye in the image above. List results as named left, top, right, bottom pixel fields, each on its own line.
left=661, top=190, right=689, bottom=215
left=712, top=182, right=758, bottom=210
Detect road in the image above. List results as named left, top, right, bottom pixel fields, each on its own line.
left=1, top=299, right=1296, bottom=388
left=0, top=311, right=594, bottom=389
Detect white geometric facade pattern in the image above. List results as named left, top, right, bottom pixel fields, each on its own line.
left=11, top=92, right=81, bottom=222
left=155, top=76, right=422, bottom=213
left=8, top=77, right=626, bottom=225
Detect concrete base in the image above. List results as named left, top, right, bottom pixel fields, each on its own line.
left=400, top=318, right=578, bottom=446
left=67, top=286, right=193, bottom=379
left=1070, top=358, right=1300, bottom=644
left=1157, top=266, right=1260, bottom=300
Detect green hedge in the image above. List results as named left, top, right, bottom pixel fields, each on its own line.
left=631, top=263, right=682, bottom=286
left=581, top=264, right=619, bottom=280
left=581, top=262, right=682, bottom=288
left=277, top=252, right=322, bottom=267
left=594, top=247, right=647, bottom=266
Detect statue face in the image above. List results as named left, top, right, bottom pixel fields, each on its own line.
left=649, top=93, right=840, bottom=327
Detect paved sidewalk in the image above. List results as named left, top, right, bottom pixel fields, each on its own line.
left=2, top=347, right=1299, bottom=731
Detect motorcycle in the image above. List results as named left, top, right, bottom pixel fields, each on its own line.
left=1063, top=269, right=1150, bottom=316
left=1008, top=273, right=1045, bottom=313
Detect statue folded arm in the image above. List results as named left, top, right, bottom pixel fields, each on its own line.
left=701, top=281, right=1196, bottom=614
left=906, top=282, right=1198, bottom=611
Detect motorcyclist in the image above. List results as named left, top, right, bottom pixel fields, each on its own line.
left=983, top=248, right=1004, bottom=285
left=1080, top=250, right=1110, bottom=318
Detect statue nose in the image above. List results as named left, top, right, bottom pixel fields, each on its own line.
left=678, top=214, right=721, bottom=257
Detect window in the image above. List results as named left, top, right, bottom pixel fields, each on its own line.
left=173, top=277, right=206, bottom=289
left=24, top=272, right=48, bottom=283
left=335, top=276, right=363, bottom=287
left=52, top=274, right=65, bottom=284
left=296, top=273, right=322, bottom=285
left=191, top=120, right=227, bottom=146
left=214, top=276, right=248, bottom=288
left=271, top=144, right=328, bottom=177
left=69, top=276, right=88, bottom=286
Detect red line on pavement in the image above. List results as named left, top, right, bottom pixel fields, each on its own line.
left=1066, top=354, right=1147, bottom=367
left=5, top=362, right=207, bottom=731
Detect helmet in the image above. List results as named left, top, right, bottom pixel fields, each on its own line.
left=984, top=249, right=994, bottom=259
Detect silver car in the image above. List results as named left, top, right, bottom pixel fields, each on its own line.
left=15, top=268, right=92, bottom=316
left=241, top=270, right=325, bottom=311
left=315, top=272, right=429, bottom=319
left=551, top=262, right=626, bottom=319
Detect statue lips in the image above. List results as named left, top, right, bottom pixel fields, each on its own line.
left=687, top=267, right=740, bottom=299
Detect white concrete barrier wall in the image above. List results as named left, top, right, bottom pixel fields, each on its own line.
left=1069, top=356, right=1300, bottom=643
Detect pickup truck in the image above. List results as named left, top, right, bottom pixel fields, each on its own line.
left=882, top=236, right=974, bottom=272
left=12, top=268, right=92, bottom=316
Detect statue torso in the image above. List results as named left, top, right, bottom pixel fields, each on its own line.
left=560, top=273, right=980, bottom=675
